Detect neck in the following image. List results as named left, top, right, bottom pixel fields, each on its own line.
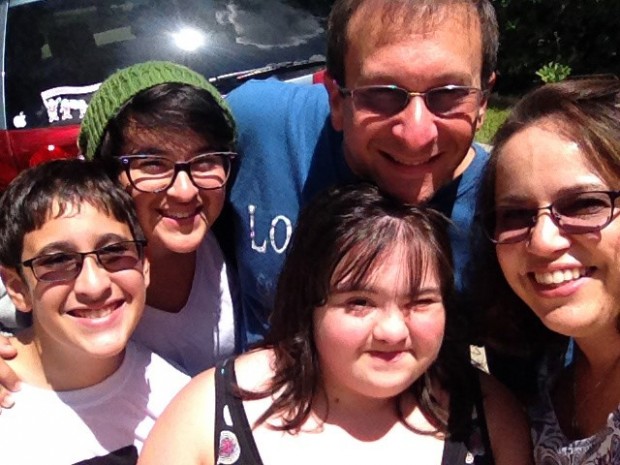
left=575, top=330, right=620, bottom=373
left=146, top=249, right=196, bottom=312
left=313, top=383, right=420, bottom=441
left=569, top=339, right=620, bottom=437
left=10, top=329, right=125, bottom=391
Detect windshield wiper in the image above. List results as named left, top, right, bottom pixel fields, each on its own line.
left=209, top=59, right=326, bottom=87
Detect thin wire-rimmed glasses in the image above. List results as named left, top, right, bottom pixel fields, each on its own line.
left=119, top=152, right=237, bottom=193
left=338, top=84, right=486, bottom=117
left=483, top=190, right=620, bottom=244
left=21, top=240, right=147, bottom=283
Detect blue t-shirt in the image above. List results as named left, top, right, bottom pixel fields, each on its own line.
left=225, top=79, right=489, bottom=347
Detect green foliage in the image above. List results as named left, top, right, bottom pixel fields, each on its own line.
left=494, top=0, right=619, bottom=93
left=475, top=95, right=514, bottom=144
left=535, top=62, right=572, bottom=83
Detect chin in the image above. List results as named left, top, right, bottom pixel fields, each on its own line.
left=156, top=232, right=205, bottom=254
left=81, top=338, right=128, bottom=359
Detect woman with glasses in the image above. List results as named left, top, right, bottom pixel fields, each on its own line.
left=79, top=61, right=239, bottom=376
left=139, top=183, right=532, bottom=465
left=475, top=77, right=620, bottom=463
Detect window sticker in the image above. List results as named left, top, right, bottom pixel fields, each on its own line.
left=40, top=83, right=102, bottom=124
left=13, top=112, right=27, bottom=129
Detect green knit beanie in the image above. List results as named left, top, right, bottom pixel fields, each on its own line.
left=79, top=61, right=235, bottom=159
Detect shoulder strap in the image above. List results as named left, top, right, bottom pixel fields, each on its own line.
left=441, top=371, right=495, bottom=465
left=441, top=439, right=468, bottom=465
left=471, top=372, right=494, bottom=464
left=213, top=358, right=265, bottom=465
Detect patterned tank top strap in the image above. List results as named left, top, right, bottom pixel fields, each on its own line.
left=213, top=358, right=264, bottom=465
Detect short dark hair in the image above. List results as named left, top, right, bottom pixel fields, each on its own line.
left=0, top=159, right=145, bottom=269
left=326, top=0, right=498, bottom=88
left=96, top=82, right=235, bottom=168
left=474, top=77, right=620, bottom=371
left=247, top=183, right=475, bottom=438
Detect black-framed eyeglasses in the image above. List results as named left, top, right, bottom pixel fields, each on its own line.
left=483, top=190, right=620, bottom=245
left=119, top=152, right=237, bottom=193
left=21, top=240, right=147, bottom=283
left=338, top=84, right=486, bottom=117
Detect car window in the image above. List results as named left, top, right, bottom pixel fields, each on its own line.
left=5, top=0, right=330, bottom=130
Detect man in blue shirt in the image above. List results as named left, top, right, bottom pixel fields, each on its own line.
left=223, top=0, right=499, bottom=346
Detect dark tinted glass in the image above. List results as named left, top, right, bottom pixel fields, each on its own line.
left=5, top=0, right=331, bottom=130
left=24, top=240, right=145, bottom=282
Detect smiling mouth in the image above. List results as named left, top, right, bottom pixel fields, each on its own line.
left=532, top=267, right=593, bottom=285
left=68, top=304, right=119, bottom=319
left=369, top=351, right=407, bottom=361
left=162, top=208, right=200, bottom=220
left=381, top=151, right=435, bottom=167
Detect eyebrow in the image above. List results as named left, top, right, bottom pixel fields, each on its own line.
left=359, top=71, right=475, bottom=87
left=32, top=233, right=133, bottom=256
left=332, top=284, right=441, bottom=297
left=496, top=183, right=610, bottom=205
left=124, top=145, right=216, bottom=157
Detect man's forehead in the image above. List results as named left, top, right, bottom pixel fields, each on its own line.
left=347, top=2, right=481, bottom=51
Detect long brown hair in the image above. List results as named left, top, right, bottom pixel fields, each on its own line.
left=474, top=77, right=620, bottom=387
left=244, top=183, right=475, bottom=439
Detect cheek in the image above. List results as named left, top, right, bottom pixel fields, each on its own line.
left=33, top=284, right=70, bottom=318
left=410, top=311, right=445, bottom=350
left=131, top=195, right=160, bottom=238
left=313, top=311, right=368, bottom=357
left=437, top=117, right=476, bottom=146
left=200, top=189, right=225, bottom=223
left=496, top=245, right=522, bottom=288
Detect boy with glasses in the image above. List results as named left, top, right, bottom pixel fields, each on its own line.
left=224, top=0, right=499, bottom=346
left=0, top=159, right=188, bottom=464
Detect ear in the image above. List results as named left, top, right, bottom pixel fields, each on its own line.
left=324, top=72, right=345, bottom=132
left=475, top=72, right=497, bottom=131
left=1, top=266, right=33, bottom=313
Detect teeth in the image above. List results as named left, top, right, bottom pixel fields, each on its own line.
left=534, top=268, right=586, bottom=285
left=390, top=157, right=429, bottom=167
left=384, top=152, right=432, bottom=167
left=70, top=307, right=115, bottom=319
left=165, top=212, right=194, bottom=219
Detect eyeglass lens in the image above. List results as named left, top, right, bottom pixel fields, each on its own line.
left=491, top=191, right=617, bottom=244
left=351, top=86, right=481, bottom=117
left=122, top=153, right=233, bottom=193
left=27, top=241, right=144, bottom=282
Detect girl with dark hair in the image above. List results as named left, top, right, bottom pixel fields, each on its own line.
left=140, top=183, right=531, bottom=465
left=476, top=77, right=620, bottom=463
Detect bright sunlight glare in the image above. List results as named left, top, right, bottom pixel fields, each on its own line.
left=171, top=27, right=206, bottom=52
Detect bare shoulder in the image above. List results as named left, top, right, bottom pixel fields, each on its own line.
left=138, top=367, right=217, bottom=465
left=233, top=348, right=276, bottom=390
left=478, top=371, right=534, bottom=465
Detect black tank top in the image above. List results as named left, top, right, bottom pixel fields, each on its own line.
left=213, top=358, right=494, bottom=465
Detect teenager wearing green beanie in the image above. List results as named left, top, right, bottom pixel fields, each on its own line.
left=84, top=61, right=239, bottom=376
left=0, top=61, right=239, bottom=391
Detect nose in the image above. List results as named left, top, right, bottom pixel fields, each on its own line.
left=72, top=255, right=112, bottom=301
left=526, top=211, right=571, bottom=256
left=166, top=169, right=198, bottom=202
left=391, top=95, right=438, bottom=152
left=373, top=305, right=409, bottom=344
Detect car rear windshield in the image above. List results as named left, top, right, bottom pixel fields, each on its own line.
left=5, top=0, right=330, bottom=131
